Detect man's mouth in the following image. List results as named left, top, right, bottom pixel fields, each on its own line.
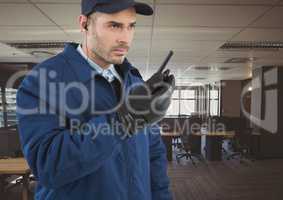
left=113, top=48, right=128, bottom=55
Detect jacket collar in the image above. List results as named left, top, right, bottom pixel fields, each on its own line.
left=61, top=42, right=135, bottom=83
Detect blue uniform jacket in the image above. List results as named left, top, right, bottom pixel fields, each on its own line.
left=16, top=43, right=172, bottom=200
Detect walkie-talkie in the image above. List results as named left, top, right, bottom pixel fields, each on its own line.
left=156, top=50, right=174, bottom=73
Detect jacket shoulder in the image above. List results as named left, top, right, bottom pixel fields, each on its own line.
left=19, top=53, right=68, bottom=91
left=33, top=53, right=67, bottom=72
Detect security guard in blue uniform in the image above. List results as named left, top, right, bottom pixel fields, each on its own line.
left=16, top=0, right=175, bottom=199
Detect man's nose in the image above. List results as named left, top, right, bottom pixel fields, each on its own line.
left=117, top=28, right=133, bottom=44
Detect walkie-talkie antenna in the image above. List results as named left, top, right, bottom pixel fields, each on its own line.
left=157, top=50, right=174, bottom=73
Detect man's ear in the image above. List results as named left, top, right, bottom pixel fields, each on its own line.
left=79, top=15, right=88, bottom=32
left=84, top=22, right=88, bottom=31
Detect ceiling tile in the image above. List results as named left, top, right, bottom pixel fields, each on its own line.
left=0, top=0, right=27, bottom=2
left=127, top=39, right=225, bottom=71
left=0, top=26, right=69, bottom=41
left=152, top=27, right=240, bottom=41
left=155, top=5, right=268, bottom=27
left=35, top=3, right=80, bottom=26
left=232, top=28, right=283, bottom=41
left=250, top=7, right=283, bottom=28
left=31, top=0, right=278, bottom=6
left=0, top=4, right=54, bottom=26
left=155, top=0, right=278, bottom=5
left=150, top=40, right=224, bottom=55
left=31, top=0, right=79, bottom=2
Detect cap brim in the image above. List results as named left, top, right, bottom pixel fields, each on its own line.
left=134, top=2, right=153, bottom=16
left=94, top=1, right=153, bottom=16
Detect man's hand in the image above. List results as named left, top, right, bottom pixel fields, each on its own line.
left=117, top=51, right=175, bottom=135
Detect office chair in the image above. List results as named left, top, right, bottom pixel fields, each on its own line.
left=2, top=174, right=35, bottom=200
left=226, top=128, right=255, bottom=162
left=176, top=116, right=204, bottom=165
left=159, top=118, right=182, bottom=149
left=223, top=117, right=254, bottom=162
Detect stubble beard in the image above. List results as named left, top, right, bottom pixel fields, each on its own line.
left=91, top=47, right=125, bottom=65
left=90, top=33, right=125, bottom=66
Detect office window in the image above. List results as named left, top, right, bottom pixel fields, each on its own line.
left=166, top=88, right=197, bottom=116
left=209, top=87, right=219, bottom=116
left=180, top=100, right=195, bottom=115
left=6, top=88, right=17, bottom=127
left=172, top=90, right=179, bottom=99
left=180, top=90, right=195, bottom=99
left=180, top=90, right=196, bottom=115
left=0, top=89, right=3, bottom=128
left=0, top=88, right=17, bottom=127
left=166, top=90, right=179, bottom=116
left=166, top=99, right=179, bottom=116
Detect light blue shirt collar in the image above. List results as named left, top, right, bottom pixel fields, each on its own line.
left=77, top=44, right=122, bottom=82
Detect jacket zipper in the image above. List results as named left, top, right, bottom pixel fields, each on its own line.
left=109, top=74, right=131, bottom=200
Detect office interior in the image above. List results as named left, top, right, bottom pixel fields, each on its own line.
left=1, top=0, right=283, bottom=199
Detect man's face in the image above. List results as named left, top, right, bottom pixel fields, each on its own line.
left=84, top=8, right=137, bottom=67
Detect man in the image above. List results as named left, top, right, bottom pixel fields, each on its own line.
left=16, top=0, right=175, bottom=199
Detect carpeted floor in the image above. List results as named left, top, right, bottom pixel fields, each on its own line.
left=2, top=154, right=283, bottom=200
left=168, top=154, right=283, bottom=200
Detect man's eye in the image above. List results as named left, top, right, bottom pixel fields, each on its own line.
left=111, top=24, right=120, bottom=29
left=130, top=24, right=136, bottom=29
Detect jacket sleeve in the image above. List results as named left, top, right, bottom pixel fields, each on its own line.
left=148, top=124, right=173, bottom=200
left=16, top=71, right=124, bottom=190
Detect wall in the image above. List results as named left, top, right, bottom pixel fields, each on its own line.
left=220, top=80, right=242, bottom=117
left=251, top=66, right=283, bottom=158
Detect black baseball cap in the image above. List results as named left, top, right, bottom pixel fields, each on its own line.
left=81, top=0, right=153, bottom=16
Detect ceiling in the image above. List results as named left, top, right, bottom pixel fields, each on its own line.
left=1, top=0, right=283, bottom=85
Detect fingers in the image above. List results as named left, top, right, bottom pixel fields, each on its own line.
left=151, top=74, right=175, bottom=97
left=165, top=74, right=175, bottom=87
left=168, top=74, right=175, bottom=86
left=163, top=69, right=170, bottom=77
left=157, top=50, right=174, bottom=74
left=163, top=69, right=174, bottom=83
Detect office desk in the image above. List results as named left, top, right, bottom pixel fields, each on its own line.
left=193, top=131, right=235, bottom=161
left=192, top=131, right=235, bottom=137
left=161, top=131, right=181, bottom=161
left=0, top=158, right=31, bottom=200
